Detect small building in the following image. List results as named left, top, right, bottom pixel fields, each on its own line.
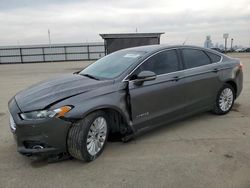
left=100, top=33, right=164, bottom=54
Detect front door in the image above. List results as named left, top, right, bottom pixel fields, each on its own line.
left=128, top=49, right=187, bottom=130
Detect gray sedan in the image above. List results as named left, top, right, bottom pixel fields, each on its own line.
left=8, top=45, right=243, bottom=162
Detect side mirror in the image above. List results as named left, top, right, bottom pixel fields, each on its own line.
left=133, top=71, right=156, bottom=85
left=73, top=70, right=81, bottom=74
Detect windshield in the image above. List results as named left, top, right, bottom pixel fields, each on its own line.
left=79, top=50, right=146, bottom=79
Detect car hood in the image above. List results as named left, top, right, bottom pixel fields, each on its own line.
left=15, top=74, right=113, bottom=112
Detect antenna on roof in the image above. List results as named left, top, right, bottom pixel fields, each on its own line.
left=182, top=36, right=189, bottom=45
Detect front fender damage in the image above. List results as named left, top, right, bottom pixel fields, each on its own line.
left=51, top=81, right=136, bottom=142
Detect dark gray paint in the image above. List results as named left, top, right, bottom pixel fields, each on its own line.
left=8, top=45, right=243, bottom=156
left=15, top=74, right=113, bottom=112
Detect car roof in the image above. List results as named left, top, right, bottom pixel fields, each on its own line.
left=121, top=44, right=205, bottom=53
left=120, top=44, right=225, bottom=57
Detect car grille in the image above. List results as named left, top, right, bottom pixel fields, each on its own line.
left=9, top=114, right=16, bottom=132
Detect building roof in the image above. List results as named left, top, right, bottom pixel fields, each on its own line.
left=100, top=33, right=164, bottom=39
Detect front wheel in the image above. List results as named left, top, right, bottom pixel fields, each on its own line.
left=212, top=84, right=235, bottom=115
left=67, top=111, right=109, bottom=162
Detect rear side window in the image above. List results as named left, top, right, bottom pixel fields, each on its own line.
left=134, top=50, right=179, bottom=75
left=182, top=49, right=211, bottom=69
left=206, top=51, right=221, bottom=63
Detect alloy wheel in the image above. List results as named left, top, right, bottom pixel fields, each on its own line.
left=219, top=88, right=234, bottom=112
left=86, top=117, right=107, bottom=156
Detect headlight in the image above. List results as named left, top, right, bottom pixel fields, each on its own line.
left=20, top=106, right=72, bottom=120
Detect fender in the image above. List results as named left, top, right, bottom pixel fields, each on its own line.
left=50, top=82, right=133, bottom=128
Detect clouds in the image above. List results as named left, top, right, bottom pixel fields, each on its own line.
left=0, top=0, right=249, bottom=46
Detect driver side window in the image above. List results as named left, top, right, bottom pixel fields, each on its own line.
left=133, top=49, right=180, bottom=77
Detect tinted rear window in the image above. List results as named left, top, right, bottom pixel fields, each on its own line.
left=182, top=49, right=211, bottom=69
left=206, top=51, right=221, bottom=63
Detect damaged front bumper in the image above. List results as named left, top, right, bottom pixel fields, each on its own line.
left=8, top=98, right=72, bottom=157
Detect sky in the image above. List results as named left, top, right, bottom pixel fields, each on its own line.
left=0, top=0, right=250, bottom=47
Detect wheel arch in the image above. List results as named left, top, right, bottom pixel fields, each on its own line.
left=225, top=80, right=237, bottom=95
left=82, top=105, right=134, bottom=136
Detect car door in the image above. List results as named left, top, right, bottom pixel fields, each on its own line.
left=127, top=49, right=187, bottom=130
left=180, top=48, right=222, bottom=111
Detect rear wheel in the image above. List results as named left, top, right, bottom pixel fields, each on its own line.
left=212, top=83, right=235, bottom=115
left=67, top=111, right=109, bottom=162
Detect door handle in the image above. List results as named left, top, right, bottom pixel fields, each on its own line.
left=212, top=68, right=218, bottom=73
left=173, top=76, right=180, bottom=81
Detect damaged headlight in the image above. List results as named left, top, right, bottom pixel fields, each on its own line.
left=20, top=106, right=72, bottom=120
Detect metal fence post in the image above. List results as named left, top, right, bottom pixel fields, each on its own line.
left=87, top=45, right=90, bottom=60
left=64, top=46, right=67, bottom=61
left=42, top=47, right=45, bottom=62
left=19, top=48, right=23, bottom=63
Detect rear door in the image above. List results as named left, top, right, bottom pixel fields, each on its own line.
left=128, top=49, right=187, bottom=130
left=180, top=48, right=222, bottom=111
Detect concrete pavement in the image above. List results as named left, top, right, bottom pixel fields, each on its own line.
left=0, top=54, right=250, bottom=188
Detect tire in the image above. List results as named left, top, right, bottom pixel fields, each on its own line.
left=67, top=111, right=109, bottom=162
left=212, top=83, right=235, bottom=115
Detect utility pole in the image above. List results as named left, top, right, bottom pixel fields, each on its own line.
left=223, top=33, right=229, bottom=53
left=48, top=29, right=51, bottom=47
left=231, top=38, right=234, bottom=51
left=48, top=29, right=53, bottom=62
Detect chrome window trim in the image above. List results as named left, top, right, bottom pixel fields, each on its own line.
left=123, top=47, right=223, bottom=82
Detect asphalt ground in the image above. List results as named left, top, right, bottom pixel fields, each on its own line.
left=0, top=53, right=250, bottom=188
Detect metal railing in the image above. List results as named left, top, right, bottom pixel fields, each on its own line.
left=0, top=43, right=105, bottom=64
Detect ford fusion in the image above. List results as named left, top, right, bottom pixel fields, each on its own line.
left=8, top=45, right=243, bottom=162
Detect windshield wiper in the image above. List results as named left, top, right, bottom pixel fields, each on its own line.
left=81, top=74, right=100, bottom=80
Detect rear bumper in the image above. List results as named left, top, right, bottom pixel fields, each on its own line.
left=8, top=98, right=72, bottom=157
left=235, top=69, right=243, bottom=98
